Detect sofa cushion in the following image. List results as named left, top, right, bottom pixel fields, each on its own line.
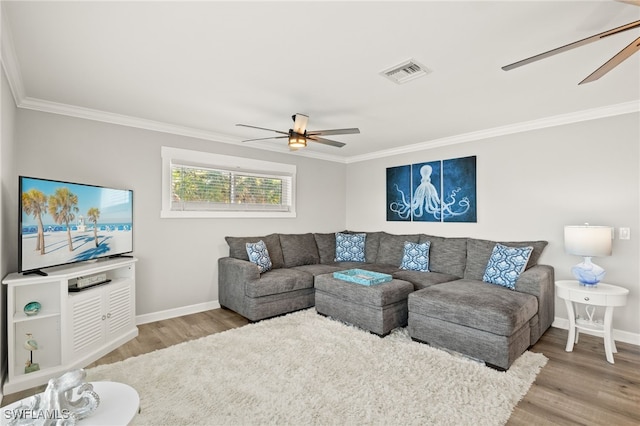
left=392, top=270, right=459, bottom=290
left=314, top=233, right=337, bottom=264
left=376, top=233, right=420, bottom=266
left=245, top=240, right=272, bottom=273
left=328, top=262, right=401, bottom=275
left=244, top=268, right=314, bottom=298
left=408, top=279, right=538, bottom=337
left=290, top=264, right=343, bottom=276
left=335, top=232, right=366, bottom=262
left=483, top=243, right=533, bottom=290
left=354, top=263, right=401, bottom=275
left=363, top=231, right=384, bottom=263
left=326, top=261, right=374, bottom=270
left=419, top=235, right=467, bottom=278
left=225, top=233, right=285, bottom=269
left=279, top=233, right=320, bottom=267
left=464, top=238, right=548, bottom=281
left=400, top=241, right=430, bottom=272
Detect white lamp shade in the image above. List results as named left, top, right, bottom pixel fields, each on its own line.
left=564, top=225, right=612, bottom=257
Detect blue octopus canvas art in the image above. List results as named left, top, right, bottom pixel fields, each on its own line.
left=387, top=156, right=476, bottom=223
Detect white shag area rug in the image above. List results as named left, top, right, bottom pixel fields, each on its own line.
left=86, top=308, right=547, bottom=425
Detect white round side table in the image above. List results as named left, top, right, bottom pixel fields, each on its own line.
left=556, top=280, right=629, bottom=364
left=86, top=381, right=140, bottom=425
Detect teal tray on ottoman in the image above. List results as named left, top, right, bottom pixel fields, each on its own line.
left=333, top=269, right=392, bottom=286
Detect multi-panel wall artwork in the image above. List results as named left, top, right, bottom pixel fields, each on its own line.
left=386, top=155, right=477, bottom=223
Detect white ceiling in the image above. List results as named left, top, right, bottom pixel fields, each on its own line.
left=2, top=1, right=640, bottom=162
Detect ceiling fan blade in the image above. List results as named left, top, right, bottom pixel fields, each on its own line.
left=307, top=135, right=346, bottom=148
left=242, top=136, right=289, bottom=143
left=292, top=114, right=309, bottom=134
left=307, top=128, right=360, bottom=136
left=579, top=36, right=640, bottom=84
left=502, top=20, right=640, bottom=71
left=236, top=124, right=289, bottom=135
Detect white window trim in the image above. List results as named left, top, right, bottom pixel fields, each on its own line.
left=161, top=146, right=297, bottom=218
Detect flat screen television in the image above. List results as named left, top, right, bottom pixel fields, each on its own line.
left=19, top=176, right=133, bottom=274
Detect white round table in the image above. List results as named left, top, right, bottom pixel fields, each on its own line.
left=556, top=280, right=629, bottom=364
left=2, top=381, right=139, bottom=425
left=86, top=382, right=139, bottom=425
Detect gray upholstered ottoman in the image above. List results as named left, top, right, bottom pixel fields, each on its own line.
left=315, top=273, right=414, bottom=336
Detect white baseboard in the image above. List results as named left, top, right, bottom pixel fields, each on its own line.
left=136, top=300, right=221, bottom=325
left=552, top=317, right=640, bottom=346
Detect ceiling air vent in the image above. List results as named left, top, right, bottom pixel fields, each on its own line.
left=380, top=59, right=432, bottom=84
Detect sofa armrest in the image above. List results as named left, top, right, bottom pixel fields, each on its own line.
left=219, top=257, right=260, bottom=283
left=218, top=257, right=260, bottom=312
left=514, top=264, right=555, bottom=343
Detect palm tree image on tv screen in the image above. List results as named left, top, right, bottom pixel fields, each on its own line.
left=20, top=177, right=133, bottom=273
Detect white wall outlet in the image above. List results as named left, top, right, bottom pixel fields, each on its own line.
left=619, top=227, right=630, bottom=240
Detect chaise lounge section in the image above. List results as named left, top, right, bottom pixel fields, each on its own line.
left=218, top=231, right=554, bottom=369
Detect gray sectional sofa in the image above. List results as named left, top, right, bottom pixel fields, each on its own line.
left=218, top=231, right=554, bottom=370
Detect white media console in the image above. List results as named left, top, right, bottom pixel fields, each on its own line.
left=2, top=257, right=138, bottom=394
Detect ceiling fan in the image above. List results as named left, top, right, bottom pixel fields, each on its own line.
left=502, top=1, right=640, bottom=84
left=236, top=114, right=359, bottom=149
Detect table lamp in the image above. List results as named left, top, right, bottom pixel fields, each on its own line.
left=564, top=224, right=612, bottom=286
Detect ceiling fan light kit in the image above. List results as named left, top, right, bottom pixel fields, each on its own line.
left=288, top=130, right=307, bottom=148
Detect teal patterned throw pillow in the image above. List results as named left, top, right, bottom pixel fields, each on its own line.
left=335, top=232, right=366, bottom=262
left=400, top=241, right=431, bottom=272
left=482, top=243, right=533, bottom=290
left=246, top=240, right=272, bottom=273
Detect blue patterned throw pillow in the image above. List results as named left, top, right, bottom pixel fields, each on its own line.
left=400, top=241, right=431, bottom=272
left=335, top=232, right=366, bottom=262
left=482, top=243, right=533, bottom=290
left=246, top=240, right=272, bottom=273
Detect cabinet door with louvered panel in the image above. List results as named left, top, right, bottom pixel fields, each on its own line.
left=68, top=288, right=104, bottom=360
left=104, top=281, right=134, bottom=342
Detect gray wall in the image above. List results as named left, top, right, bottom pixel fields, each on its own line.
left=13, top=109, right=347, bottom=317
left=1, top=68, right=18, bottom=398
left=345, top=112, right=640, bottom=340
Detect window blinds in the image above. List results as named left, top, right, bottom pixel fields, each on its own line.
left=170, top=163, right=293, bottom=212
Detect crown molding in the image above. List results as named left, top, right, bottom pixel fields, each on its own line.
left=9, top=93, right=639, bottom=167
left=15, top=97, right=346, bottom=163
left=19, top=96, right=240, bottom=144
left=345, top=100, right=640, bottom=164
left=12, top=94, right=638, bottom=166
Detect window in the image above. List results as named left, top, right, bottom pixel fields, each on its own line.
left=161, top=147, right=296, bottom=218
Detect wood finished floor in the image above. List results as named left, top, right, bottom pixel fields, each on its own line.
left=2, top=308, right=639, bottom=425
